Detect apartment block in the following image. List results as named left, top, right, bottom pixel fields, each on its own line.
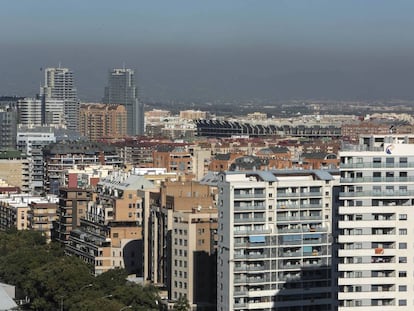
left=147, top=181, right=217, bottom=309
left=0, top=194, right=57, bottom=233
left=53, top=188, right=92, bottom=244
left=17, top=128, right=56, bottom=194
left=79, top=103, right=127, bottom=140
left=337, top=141, right=414, bottom=309
left=28, top=200, right=58, bottom=242
left=43, top=141, right=122, bottom=194
left=65, top=172, right=158, bottom=276
left=0, top=150, right=29, bottom=193
left=217, top=170, right=339, bottom=311
left=171, top=210, right=218, bottom=310
left=153, top=145, right=193, bottom=177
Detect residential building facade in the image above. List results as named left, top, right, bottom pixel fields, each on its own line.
left=40, top=66, right=79, bottom=131
left=337, top=141, right=414, bottom=309
left=79, top=103, right=127, bottom=140
left=217, top=170, right=338, bottom=311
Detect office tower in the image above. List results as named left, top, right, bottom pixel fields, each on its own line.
left=79, top=103, right=127, bottom=140
left=217, top=170, right=338, bottom=311
left=102, top=68, right=144, bottom=136
left=338, top=140, right=414, bottom=309
left=41, top=66, right=79, bottom=131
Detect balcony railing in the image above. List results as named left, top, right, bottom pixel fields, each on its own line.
left=340, top=190, right=414, bottom=197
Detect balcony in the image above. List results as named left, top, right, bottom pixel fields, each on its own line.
left=234, top=217, right=266, bottom=224
left=234, top=204, right=266, bottom=211
left=340, top=190, right=414, bottom=197
left=340, top=162, right=414, bottom=169
left=234, top=193, right=266, bottom=199
left=341, top=176, right=414, bottom=183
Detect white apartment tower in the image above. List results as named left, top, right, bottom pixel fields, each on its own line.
left=41, top=66, right=79, bottom=131
left=338, top=141, right=414, bottom=309
left=217, top=170, right=338, bottom=311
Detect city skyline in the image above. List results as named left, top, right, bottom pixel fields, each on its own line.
left=2, top=1, right=414, bottom=102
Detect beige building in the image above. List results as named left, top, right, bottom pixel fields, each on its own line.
left=65, top=172, right=159, bottom=276
left=0, top=150, right=29, bottom=193
left=79, top=103, right=127, bottom=140
left=28, top=199, right=58, bottom=242
left=0, top=194, right=56, bottom=232
left=147, top=181, right=218, bottom=310
left=171, top=210, right=218, bottom=310
left=179, top=110, right=207, bottom=120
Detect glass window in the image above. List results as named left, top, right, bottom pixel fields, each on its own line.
left=399, top=299, right=407, bottom=306
left=399, top=229, right=408, bottom=235
left=399, top=271, right=407, bottom=277
left=399, top=285, right=407, bottom=292
left=399, top=243, right=407, bottom=249
left=399, top=214, right=407, bottom=220
left=386, top=157, right=394, bottom=164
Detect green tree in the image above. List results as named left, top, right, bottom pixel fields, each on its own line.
left=0, top=231, right=161, bottom=311
left=173, top=296, right=190, bottom=311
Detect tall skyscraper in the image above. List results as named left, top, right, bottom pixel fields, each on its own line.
left=337, top=138, right=414, bottom=309
left=40, top=66, right=79, bottom=131
left=217, top=170, right=338, bottom=311
left=102, top=68, right=144, bottom=136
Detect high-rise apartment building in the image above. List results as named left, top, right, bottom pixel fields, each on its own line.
left=41, top=66, right=79, bottom=131
left=102, top=68, right=144, bottom=136
left=217, top=170, right=338, bottom=311
left=79, top=103, right=127, bottom=140
left=337, top=140, right=414, bottom=309
left=16, top=127, right=56, bottom=194
left=0, top=102, right=18, bottom=149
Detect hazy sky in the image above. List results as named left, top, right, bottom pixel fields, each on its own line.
left=2, top=0, right=414, bottom=102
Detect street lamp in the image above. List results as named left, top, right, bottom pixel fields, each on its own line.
left=119, top=306, right=132, bottom=311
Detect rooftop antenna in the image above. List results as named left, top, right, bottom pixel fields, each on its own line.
left=58, top=62, right=61, bottom=69
left=123, top=62, right=126, bottom=70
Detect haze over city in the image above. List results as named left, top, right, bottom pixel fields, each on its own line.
left=2, top=0, right=414, bottom=102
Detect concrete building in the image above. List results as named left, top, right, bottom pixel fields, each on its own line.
left=0, top=102, right=18, bottom=149
left=17, top=98, right=42, bottom=126
left=41, top=66, right=79, bottom=131
left=103, top=68, right=144, bottom=136
left=0, top=194, right=57, bottom=232
left=337, top=140, right=414, bottom=309
left=65, top=172, right=158, bottom=276
left=147, top=180, right=218, bottom=310
left=28, top=198, right=58, bottom=242
left=17, top=97, right=65, bottom=128
left=42, top=141, right=122, bottom=194
left=171, top=210, right=218, bottom=310
left=0, top=195, right=30, bottom=231
left=179, top=110, right=207, bottom=120
left=16, top=128, right=56, bottom=194
left=79, top=103, right=127, bottom=140
left=0, top=150, right=29, bottom=193
left=53, top=188, right=91, bottom=245
left=217, top=170, right=339, bottom=311
left=153, top=145, right=193, bottom=178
